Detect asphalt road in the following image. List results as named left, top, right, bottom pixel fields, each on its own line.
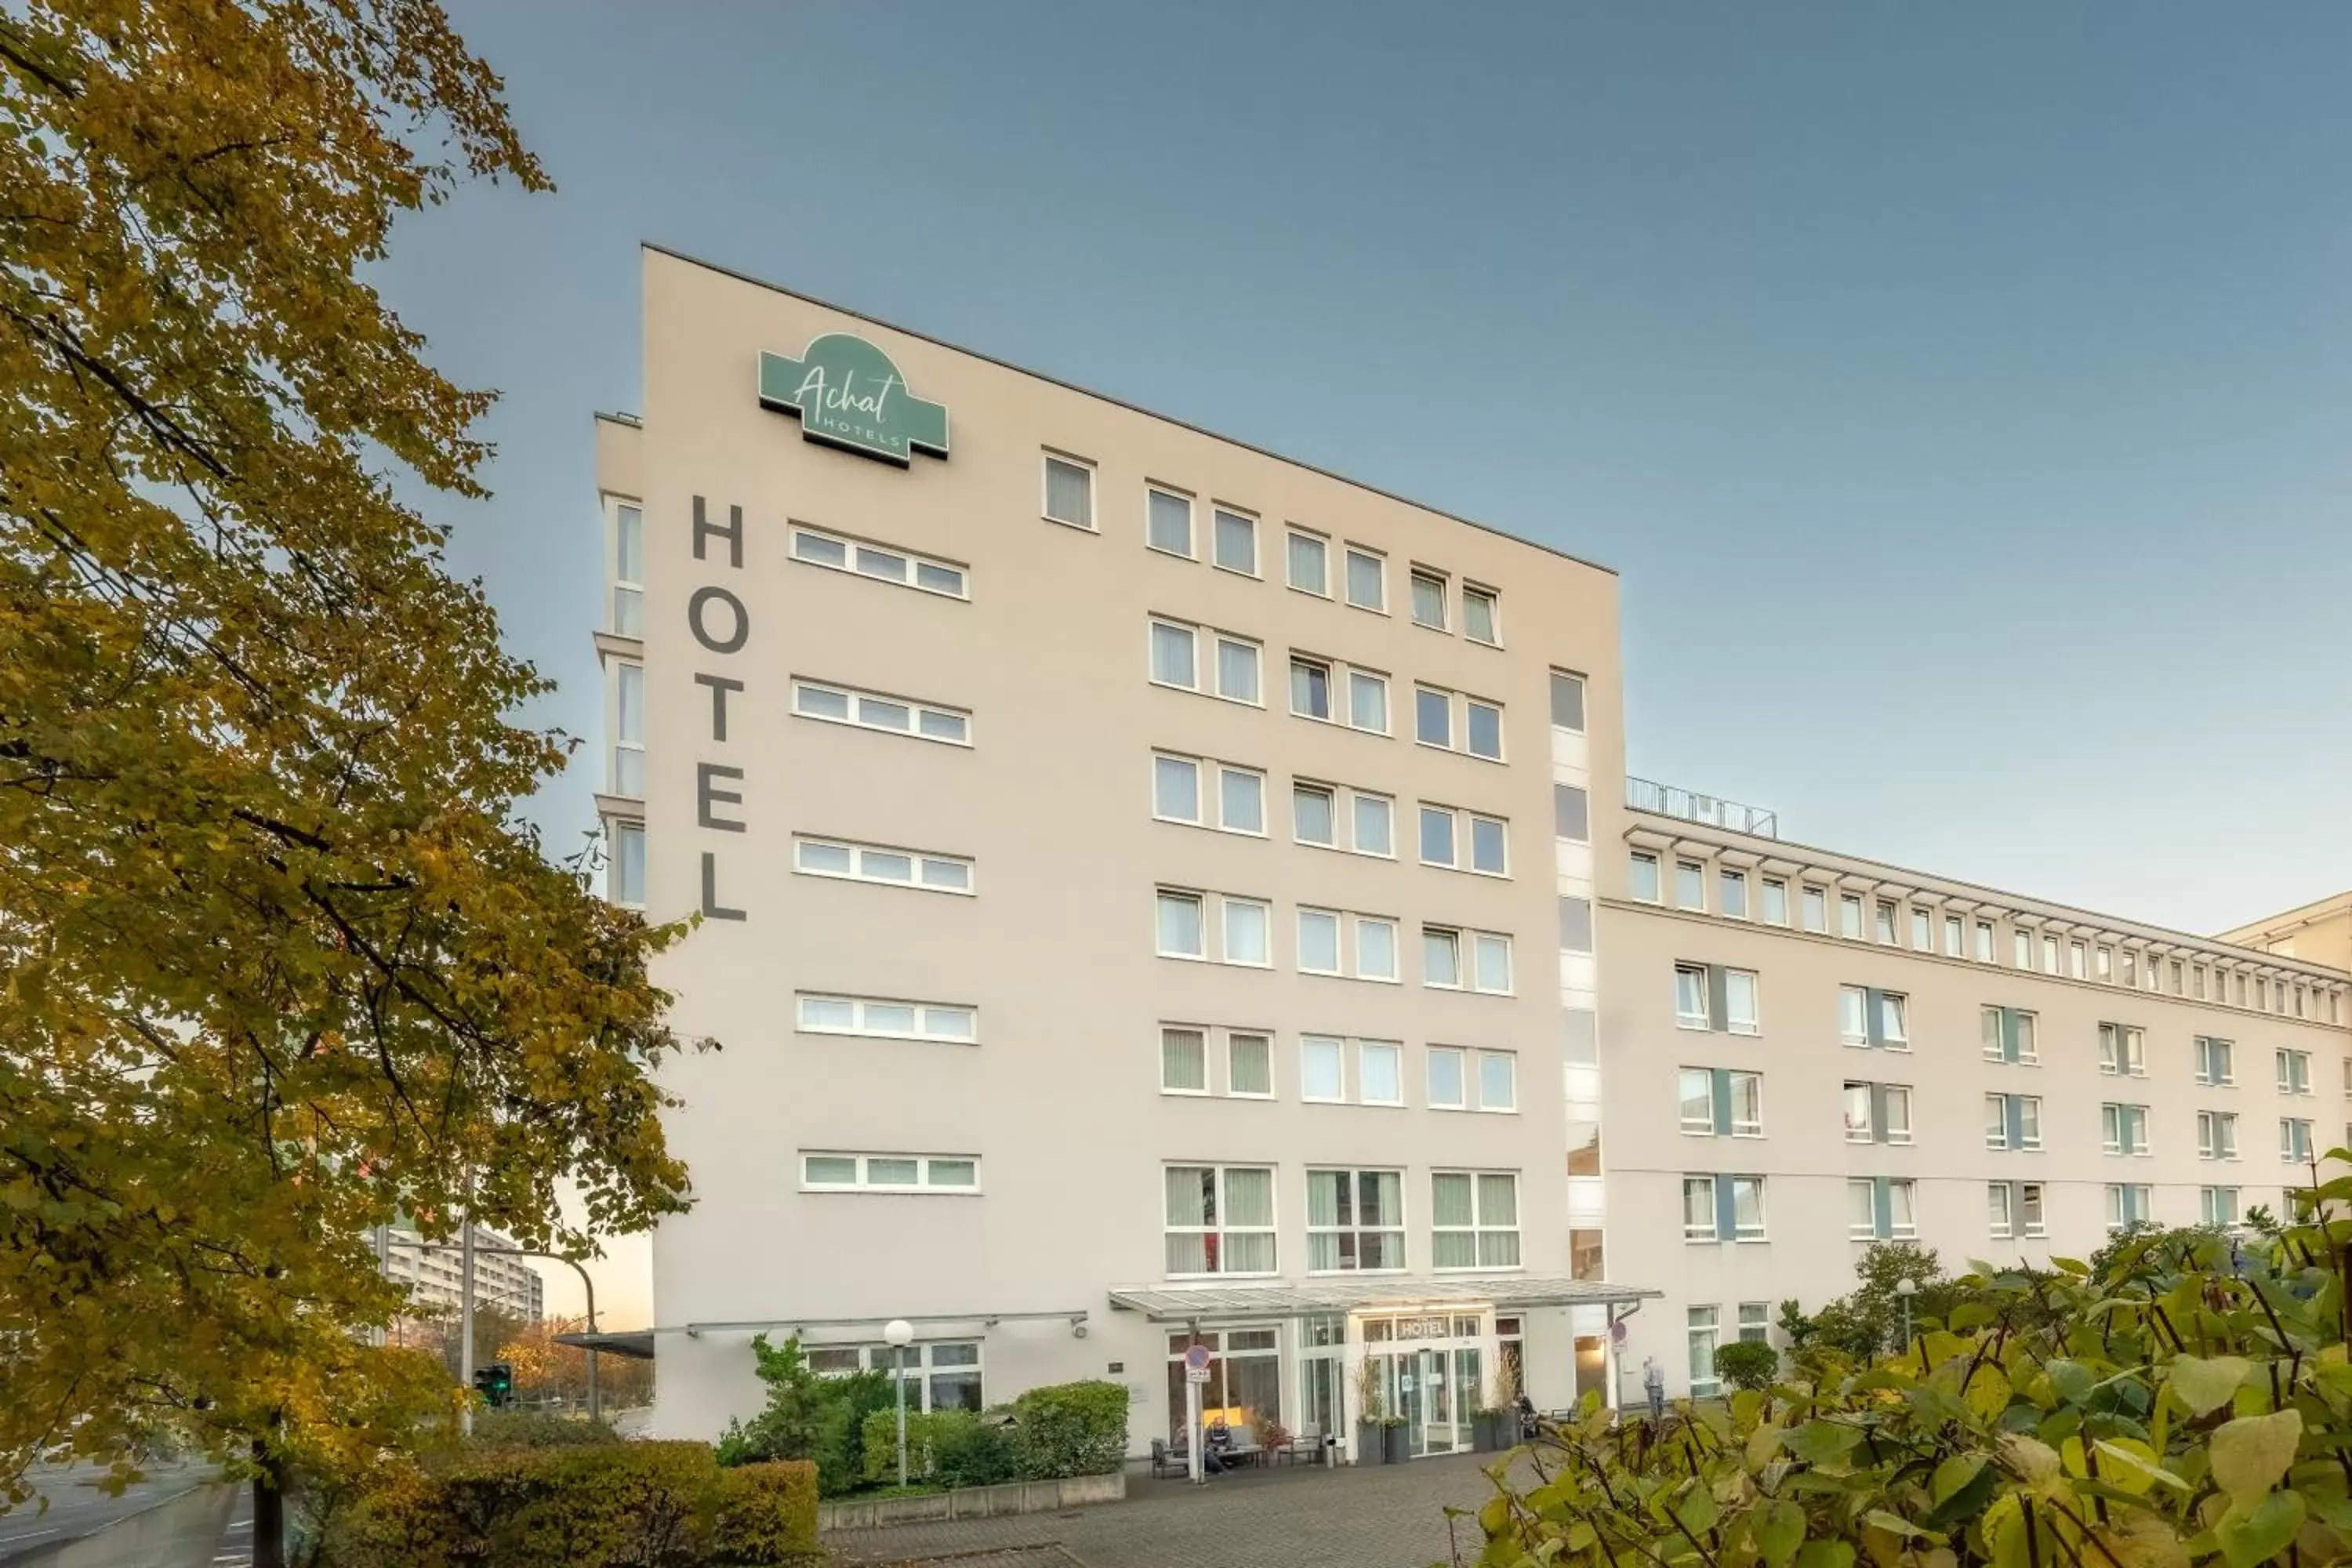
left=0, top=1461, right=216, bottom=1563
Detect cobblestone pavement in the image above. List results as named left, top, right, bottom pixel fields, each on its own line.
left=828, top=1451, right=1518, bottom=1568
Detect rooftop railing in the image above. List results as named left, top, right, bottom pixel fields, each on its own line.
left=1626, top=776, right=1779, bottom=840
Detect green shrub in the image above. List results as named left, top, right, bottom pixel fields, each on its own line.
left=336, top=1440, right=720, bottom=1568
left=465, top=1408, right=621, bottom=1447
left=1709, top=1338, right=1777, bottom=1392
left=710, top=1461, right=820, bottom=1566
left=857, top=1407, right=1015, bottom=1490
left=717, top=1334, right=895, bottom=1496
left=1007, top=1381, right=1129, bottom=1480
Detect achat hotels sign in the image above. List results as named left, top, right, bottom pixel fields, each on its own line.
left=758, top=333, right=948, bottom=466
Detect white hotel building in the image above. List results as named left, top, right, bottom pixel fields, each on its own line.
left=592, top=245, right=2352, bottom=1451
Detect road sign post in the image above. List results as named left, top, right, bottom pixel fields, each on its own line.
left=1182, top=1344, right=1212, bottom=1484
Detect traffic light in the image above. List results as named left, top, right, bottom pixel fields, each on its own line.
left=474, top=1361, right=514, bottom=1408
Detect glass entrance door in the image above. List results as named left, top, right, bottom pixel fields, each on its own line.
left=1357, top=1309, right=1492, bottom=1460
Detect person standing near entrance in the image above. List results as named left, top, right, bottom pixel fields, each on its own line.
left=1642, top=1355, right=1665, bottom=1422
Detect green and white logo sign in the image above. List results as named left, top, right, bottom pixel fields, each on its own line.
left=757, top=333, right=948, bottom=466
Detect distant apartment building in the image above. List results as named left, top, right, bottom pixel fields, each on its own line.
left=375, top=1221, right=546, bottom=1322
left=588, top=241, right=2352, bottom=1444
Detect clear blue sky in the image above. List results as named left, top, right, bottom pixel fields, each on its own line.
left=379, top=1, right=2351, bottom=1323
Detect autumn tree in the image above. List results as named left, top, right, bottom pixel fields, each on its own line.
left=0, top=0, right=696, bottom=1555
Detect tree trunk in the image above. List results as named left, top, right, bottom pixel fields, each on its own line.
left=252, top=1442, right=285, bottom=1568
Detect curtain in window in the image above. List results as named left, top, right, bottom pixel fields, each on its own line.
left=1047, top=460, right=1094, bottom=527
left=1432, top=1174, right=1472, bottom=1229
left=1888, top=1181, right=1917, bottom=1233
left=1478, top=1174, right=1518, bottom=1227
left=1683, top=1179, right=1714, bottom=1233
left=1307, top=1171, right=1345, bottom=1229
left=1162, top=1029, right=1205, bottom=1091
left=1217, top=639, right=1258, bottom=702
left=1225, top=1168, right=1272, bottom=1228
left=1228, top=1036, right=1271, bottom=1096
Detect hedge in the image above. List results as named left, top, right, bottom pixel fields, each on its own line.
left=336, top=1441, right=817, bottom=1568
left=856, top=1407, right=1014, bottom=1490
left=1007, top=1381, right=1129, bottom=1481
left=1709, top=1338, right=1777, bottom=1393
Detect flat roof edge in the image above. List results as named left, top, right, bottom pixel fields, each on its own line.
left=640, top=241, right=1618, bottom=579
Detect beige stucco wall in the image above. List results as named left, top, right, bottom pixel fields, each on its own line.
left=619, top=248, right=1627, bottom=1445
left=2219, top=895, right=2352, bottom=975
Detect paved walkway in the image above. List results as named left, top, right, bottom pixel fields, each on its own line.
left=828, top=1451, right=1523, bottom=1568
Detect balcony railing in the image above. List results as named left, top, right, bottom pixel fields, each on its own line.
left=1626, top=777, right=1779, bottom=840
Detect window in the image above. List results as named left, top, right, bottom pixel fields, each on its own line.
left=1292, top=783, right=1335, bottom=845
left=611, top=503, right=644, bottom=634
left=1142, top=488, right=1201, bottom=560
left=1360, top=1040, right=1403, bottom=1103
left=1213, top=508, right=1257, bottom=574
left=1478, top=1051, right=1519, bottom=1112
left=1762, top=879, right=1789, bottom=926
left=1219, top=767, right=1265, bottom=834
left=1418, top=806, right=1456, bottom=868
left=1720, top=869, right=1749, bottom=919
left=1156, top=890, right=1204, bottom=958
left=1554, top=784, right=1590, bottom=843
left=1042, top=455, right=1094, bottom=528
left=1558, top=895, right=1594, bottom=954
left=1548, top=670, right=1584, bottom=730
left=2014, top=930, right=2032, bottom=968
left=1414, top=687, right=1450, bottom=747
left=1675, top=860, right=1705, bottom=909
left=1472, top=932, right=1512, bottom=993
left=1945, top=915, right=1965, bottom=957
left=1161, top=1027, right=1207, bottom=1094
left=1631, top=851, right=1662, bottom=902
left=1725, top=971, right=1760, bottom=1036
left=1425, top=927, right=1461, bottom=989
left=797, top=993, right=977, bottom=1044
left=2281, top=1119, right=2315, bottom=1163
left=1427, top=1046, right=1466, bottom=1109
left=1839, top=986, right=1867, bottom=1045
left=1164, top=1166, right=1276, bottom=1275
left=1739, top=1304, right=1769, bottom=1345
left=792, top=678, right=971, bottom=746
left=1975, top=921, right=1994, bottom=963
left=1681, top=967, right=1715, bottom=1030
left=1432, top=1172, right=1519, bottom=1269
left=1465, top=700, right=1503, bottom=760
left=1347, top=670, right=1388, bottom=731
left=1298, top=909, right=1341, bottom=975
left=1464, top=586, right=1499, bottom=644
left=1685, top=1069, right=1765, bottom=1136
left=612, top=662, right=644, bottom=797
left=1887, top=1179, right=1918, bottom=1240
left=1301, top=1035, right=1345, bottom=1102
left=1847, top=1178, right=1878, bottom=1241
left=1878, top=992, right=1909, bottom=1047
left=2193, top=964, right=2207, bottom=1000
left=2070, top=942, right=2087, bottom=979
left=1356, top=916, right=1399, bottom=982
left=1840, top=895, right=1864, bottom=939
left=2020, top=1182, right=2046, bottom=1236
left=1345, top=548, right=1385, bottom=611
left=1681, top=1069, right=1718, bottom=1134
left=1470, top=815, right=1508, bottom=875
left=794, top=837, right=974, bottom=895
left=1289, top=656, right=1332, bottom=720
left=2195, top=1036, right=2236, bottom=1087
left=1153, top=754, right=1202, bottom=822
left=2098, top=1024, right=2146, bottom=1077
left=1911, top=907, right=1933, bottom=951
left=790, top=524, right=969, bottom=599
left=2043, top=935, right=2061, bottom=975
left=1222, top=898, right=1270, bottom=966
left=2201, top=1186, right=2242, bottom=1228
left=1410, top=568, right=1447, bottom=628
left=1884, top=1085, right=1914, bottom=1144
left=2105, top=1184, right=2152, bottom=1232
left=1149, top=619, right=1198, bottom=688
left=2102, top=1103, right=2150, bottom=1156
left=1215, top=636, right=1261, bottom=703
left=1844, top=1082, right=1874, bottom=1142
left=1229, top=1033, right=1272, bottom=1098
left=1730, top=1177, right=1766, bottom=1240
left=608, top=820, right=644, bottom=906
left=1682, top=1178, right=1719, bottom=1242
left=2198, top=1110, right=2238, bottom=1162
left=1687, top=1307, right=1720, bottom=1396
left=1306, top=1171, right=1404, bottom=1272
left=1802, top=886, right=1828, bottom=932
left=2098, top=946, right=2114, bottom=981
left=2278, top=1050, right=2313, bottom=1095
left=1353, top=793, right=1394, bottom=856
left=1286, top=530, right=1327, bottom=593
left=804, top=1153, right=979, bottom=1192
left=1988, top=1182, right=2015, bottom=1240
left=1875, top=902, right=1897, bottom=945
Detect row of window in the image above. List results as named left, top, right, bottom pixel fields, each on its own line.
left=1040, top=452, right=1504, bottom=648
left=1154, top=889, right=1522, bottom=988
left=1160, top=1026, right=1519, bottom=1111
left=1147, top=616, right=1514, bottom=761
left=1163, top=1164, right=1522, bottom=1277
left=1634, top=849, right=2343, bottom=1022
left=1681, top=1174, right=2281, bottom=1246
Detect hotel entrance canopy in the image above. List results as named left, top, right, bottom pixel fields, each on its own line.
left=1106, top=1276, right=1659, bottom=1323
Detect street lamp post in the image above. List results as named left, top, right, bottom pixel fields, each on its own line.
left=884, top=1319, right=915, bottom=1489
left=1895, top=1277, right=1918, bottom=1352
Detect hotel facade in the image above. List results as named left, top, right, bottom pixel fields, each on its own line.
left=593, top=245, right=2352, bottom=1451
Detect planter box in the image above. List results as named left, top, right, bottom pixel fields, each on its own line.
left=1353, top=1421, right=1385, bottom=1466
left=1471, top=1412, right=1501, bottom=1453
left=1382, top=1424, right=1411, bottom=1465
left=818, top=1471, right=1125, bottom=1533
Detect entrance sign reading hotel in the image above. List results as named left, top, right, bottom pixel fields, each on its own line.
left=757, top=332, right=949, bottom=466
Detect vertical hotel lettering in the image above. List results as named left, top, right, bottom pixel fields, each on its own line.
left=688, top=495, right=748, bottom=920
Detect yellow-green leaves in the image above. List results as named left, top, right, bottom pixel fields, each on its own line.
left=1752, top=1497, right=1806, bottom=1568
left=1784, top=1420, right=1864, bottom=1465
left=2210, top=1409, right=2303, bottom=1506
left=2170, top=1354, right=2252, bottom=1417
left=2213, top=1491, right=2306, bottom=1568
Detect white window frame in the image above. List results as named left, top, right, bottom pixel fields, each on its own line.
left=1725, top=970, right=1761, bottom=1036
left=1160, top=1025, right=1209, bottom=1096
left=1289, top=653, right=1335, bottom=722
left=1474, top=1050, right=1518, bottom=1114
left=1214, top=633, right=1264, bottom=706
left=1040, top=452, right=1096, bottom=532
left=2278, top=1049, right=2314, bottom=1096
left=1409, top=566, right=1449, bottom=630
left=1226, top=1032, right=1274, bottom=1100
left=2196, top=1036, right=2236, bottom=1087
left=1156, top=888, right=1207, bottom=960
left=1285, top=528, right=1329, bottom=596
left=1305, top=1167, right=1407, bottom=1274
left=1353, top=916, right=1400, bottom=983
left=1682, top=1178, right=1719, bottom=1243
left=1463, top=583, right=1501, bottom=646
left=2198, top=1109, right=2238, bottom=1162
left=2282, top=1118, right=2314, bottom=1164
left=797, top=993, right=976, bottom=1044
left=1884, top=1085, right=1913, bottom=1145
left=1152, top=753, right=1204, bottom=825
left=1148, top=617, right=1200, bottom=691
left=793, top=677, right=972, bottom=746
left=2020, top=1182, right=2046, bottom=1238
left=1209, top=504, right=1259, bottom=577
left=1426, top=1045, right=1468, bottom=1109
left=1465, top=697, right=1504, bottom=761
left=1163, top=1164, right=1278, bottom=1278
left=1357, top=1040, right=1405, bottom=1106
left=1298, top=908, right=1343, bottom=977
left=1630, top=851, right=1662, bottom=903
left=1345, top=666, right=1390, bottom=734
left=1221, top=896, right=1272, bottom=968
left=1679, top=965, right=1713, bottom=1031
left=1470, top=931, right=1513, bottom=995
left=1431, top=1171, right=1521, bottom=1271
left=1683, top=1069, right=1720, bottom=1136
left=611, top=659, right=644, bottom=798
left=789, top=522, right=972, bottom=600
left=1422, top=926, right=1461, bottom=989
left=1344, top=546, right=1386, bottom=612
left=608, top=818, right=645, bottom=909
left=803, top=1153, right=981, bottom=1193
left=793, top=836, right=975, bottom=896
left=608, top=498, right=644, bottom=636
left=1291, top=781, right=1337, bottom=847
left=1301, top=1034, right=1348, bottom=1103
left=1468, top=813, right=1510, bottom=877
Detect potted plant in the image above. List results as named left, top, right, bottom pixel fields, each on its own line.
left=1475, top=1362, right=1521, bottom=1451
left=1381, top=1414, right=1411, bottom=1465
left=1353, top=1359, right=1386, bottom=1465
left=1254, top=1415, right=1291, bottom=1464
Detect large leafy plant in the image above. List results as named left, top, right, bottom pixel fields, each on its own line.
left=1460, top=1191, right=2352, bottom=1568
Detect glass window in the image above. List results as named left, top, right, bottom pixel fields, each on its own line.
left=1682, top=1069, right=1717, bottom=1134
left=1687, top=1306, right=1721, bottom=1392
left=1153, top=755, right=1201, bottom=822
left=1424, top=927, right=1461, bottom=987
left=1677, top=966, right=1711, bottom=1029
left=1878, top=992, right=1908, bottom=1046
left=1044, top=456, right=1094, bottom=528
left=1353, top=793, right=1393, bottom=855
left=1630, top=852, right=1661, bottom=902
left=1286, top=531, right=1327, bottom=593
left=1884, top=1087, right=1912, bottom=1144
left=1911, top=908, right=1933, bottom=950
left=1730, top=1177, right=1766, bottom=1240
left=1223, top=898, right=1269, bottom=966
left=1875, top=902, right=1897, bottom=945
left=1410, top=569, right=1447, bottom=628
left=1214, top=637, right=1260, bottom=703
left=1301, top=1036, right=1345, bottom=1101
left=1164, top=1165, right=1276, bottom=1276
left=1306, top=1170, right=1405, bottom=1272
left=1145, top=488, right=1192, bottom=554
left=1762, top=880, right=1788, bottom=925
left=1558, top=895, right=1594, bottom=954
left=1683, top=1178, right=1719, bottom=1242
left=1727, top=1072, right=1763, bottom=1136
left=1802, top=886, right=1828, bottom=932
left=1945, top=916, right=1965, bottom=957
left=1472, top=933, right=1512, bottom=993
left=1356, top=917, right=1399, bottom=982
left=1465, top=586, right=1499, bottom=644
left=1548, top=671, right=1584, bottom=730
left=1466, top=702, right=1502, bottom=760
left=610, top=821, right=645, bottom=906
left=1838, top=985, right=1867, bottom=1044
left=1415, top=687, right=1451, bottom=746
left=1213, top=508, right=1256, bottom=572
left=1149, top=620, right=1196, bottom=687
left=1156, top=891, right=1203, bottom=957
left=1298, top=909, right=1341, bottom=975
left=1675, top=860, right=1705, bottom=909
left=1988, top=1182, right=2014, bottom=1238
left=1840, top=895, right=1864, bottom=938
left=1432, top=1172, right=1519, bottom=1269
left=1478, top=1052, right=1517, bottom=1112
left=1290, top=657, right=1332, bottom=720
left=1888, top=1179, right=1918, bottom=1239
left=1724, top=971, right=1760, bottom=1035
left=1419, top=806, right=1456, bottom=867
left=1554, top=784, right=1590, bottom=842
left=1345, top=548, right=1385, bottom=610
left=1719, top=869, right=1749, bottom=919
left=1471, top=816, right=1508, bottom=875
left=1294, top=784, right=1336, bottom=845
left=1844, top=1082, right=1873, bottom=1142
left=1347, top=670, right=1388, bottom=731
left=612, top=504, right=644, bottom=633
left=1427, top=1046, right=1466, bottom=1108
left=1229, top=1033, right=1272, bottom=1097
left=1847, top=1178, right=1877, bottom=1240
left=1219, top=768, right=1265, bottom=833
left=1161, top=1028, right=1207, bottom=1094
left=2020, top=1183, right=2045, bottom=1236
